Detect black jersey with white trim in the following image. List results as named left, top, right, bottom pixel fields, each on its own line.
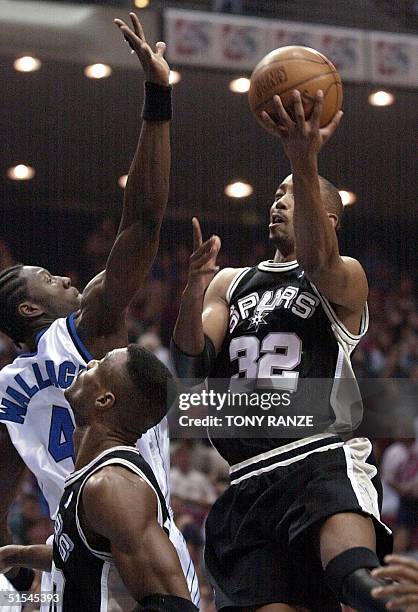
left=51, top=446, right=170, bottom=612
left=209, top=261, right=368, bottom=465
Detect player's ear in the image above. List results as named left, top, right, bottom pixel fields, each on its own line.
left=95, top=392, right=115, bottom=412
left=327, top=212, right=338, bottom=229
left=18, top=302, right=44, bottom=319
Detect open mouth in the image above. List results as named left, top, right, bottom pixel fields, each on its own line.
left=269, top=214, right=286, bottom=227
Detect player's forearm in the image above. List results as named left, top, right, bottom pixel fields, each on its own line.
left=118, top=106, right=170, bottom=235
left=292, top=159, right=338, bottom=273
left=173, top=287, right=205, bottom=355
left=1, top=545, right=52, bottom=572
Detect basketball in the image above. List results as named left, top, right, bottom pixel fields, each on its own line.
left=248, top=46, right=343, bottom=129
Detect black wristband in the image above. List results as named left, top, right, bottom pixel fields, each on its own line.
left=142, top=82, right=172, bottom=121
left=7, top=567, right=35, bottom=591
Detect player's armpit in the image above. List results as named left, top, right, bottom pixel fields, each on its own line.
left=306, top=256, right=368, bottom=314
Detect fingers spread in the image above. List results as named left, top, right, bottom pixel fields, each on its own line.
left=272, top=94, right=293, bottom=128
left=155, top=41, right=166, bottom=57
left=309, top=89, right=324, bottom=127
left=129, top=12, right=145, bottom=40
left=291, top=90, right=306, bottom=129
left=384, top=555, right=418, bottom=571
left=373, top=564, right=418, bottom=583
left=322, top=110, right=343, bottom=142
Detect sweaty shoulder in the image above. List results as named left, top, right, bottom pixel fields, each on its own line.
left=82, top=464, right=156, bottom=539
left=207, top=267, right=248, bottom=304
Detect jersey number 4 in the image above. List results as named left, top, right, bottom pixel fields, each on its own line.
left=48, top=405, right=75, bottom=463
left=230, top=332, right=302, bottom=392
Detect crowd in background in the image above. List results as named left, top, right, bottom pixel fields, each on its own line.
left=0, top=221, right=417, bottom=611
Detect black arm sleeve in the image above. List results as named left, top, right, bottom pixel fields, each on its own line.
left=170, top=335, right=216, bottom=384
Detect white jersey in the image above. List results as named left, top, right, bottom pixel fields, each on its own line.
left=0, top=314, right=199, bottom=608
left=0, top=574, right=21, bottom=612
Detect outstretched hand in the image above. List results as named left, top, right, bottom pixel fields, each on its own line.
left=371, top=555, right=418, bottom=611
left=114, top=12, right=170, bottom=86
left=260, top=90, right=343, bottom=165
left=187, top=218, right=221, bottom=297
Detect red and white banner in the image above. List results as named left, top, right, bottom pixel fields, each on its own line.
left=165, top=9, right=418, bottom=87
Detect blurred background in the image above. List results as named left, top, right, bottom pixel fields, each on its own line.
left=0, top=1, right=417, bottom=610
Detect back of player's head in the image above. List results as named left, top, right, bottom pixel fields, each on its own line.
left=318, top=176, right=344, bottom=230
left=0, top=264, right=27, bottom=345
left=125, top=344, right=177, bottom=431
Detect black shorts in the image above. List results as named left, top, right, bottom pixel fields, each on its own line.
left=204, top=435, right=392, bottom=611
left=138, top=594, right=199, bottom=611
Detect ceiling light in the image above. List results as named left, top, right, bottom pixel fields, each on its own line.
left=7, top=165, right=35, bottom=181
left=84, top=64, right=112, bottom=79
left=338, top=190, right=357, bottom=206
left=368, top=90, right=395, bottom=107
left=14, top=56, right=41, bottom=73
left=118, top=174, right=128, bottom=189
left=134, top=0, right=150, bottom=7
left=169, top=70, right=182, bottom=85
left=225, top=181, right=253, bottom=198
left=229, top=77, right=251, bottom=93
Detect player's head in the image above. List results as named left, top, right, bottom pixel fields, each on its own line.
left=0, top=265, right=81, bottom=345
left=65, top=344, right=176, bottom=440
left=269, top=175, right=343, bottom=255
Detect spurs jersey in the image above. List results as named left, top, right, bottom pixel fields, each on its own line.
left=210, top=260, right=368, bottom=465
left=0, top=314, right=199, bottom=607
left=51, top=446, right=170, bottom=612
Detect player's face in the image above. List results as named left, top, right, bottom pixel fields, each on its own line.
left=269, top=175, right=296, bottom=252
left=21, top=266, right=81, bottom=319
left=65, top=349, right=127, bottom=427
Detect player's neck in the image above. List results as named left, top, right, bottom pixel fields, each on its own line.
left=24, top=318, right=55, bottom=351
left=272, top=249, right=297, bottom=263
left=75, top=425, right=135, bottom=470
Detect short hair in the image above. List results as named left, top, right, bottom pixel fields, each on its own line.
left=126, top=344, right=177, bottom=428
left=0, top=264, right=27, bottom=346
left=319, top=176, right=344, bottom=230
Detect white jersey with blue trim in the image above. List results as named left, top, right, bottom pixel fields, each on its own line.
left=0, top=314, right=200, bottom=607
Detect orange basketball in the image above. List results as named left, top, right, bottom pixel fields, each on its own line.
left=248, top=46, right=343, bottom=129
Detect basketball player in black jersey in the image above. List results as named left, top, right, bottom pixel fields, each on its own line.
left=0, top=344, right=198, bottom=612
left=171, top=91, right=394, bottom=611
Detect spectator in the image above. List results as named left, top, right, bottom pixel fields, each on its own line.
left=171, top=441, right=217, bottom=508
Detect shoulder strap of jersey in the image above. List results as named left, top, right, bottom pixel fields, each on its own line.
left=226, top=267, right=255, bottom=304
left=72, top=448, right=168, bottom=561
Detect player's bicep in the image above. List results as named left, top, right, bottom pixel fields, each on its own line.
left=308, top=256, right=368, bottom=312
left=201, top=269, right=237, bottom=353
left=82, top=467, right=155, bottom=546
left=103, top=223, right=159, bottom=312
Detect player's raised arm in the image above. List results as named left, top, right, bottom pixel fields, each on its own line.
left=81, top=466, right=192, bottom=606
left=76, top=13, right=171, bottom=343
left=171, top=218, right=235, bottom=383
left=260, top=91, right=368, bottom=315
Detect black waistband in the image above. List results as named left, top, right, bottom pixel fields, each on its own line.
left=230, top=435, right=343, bottom=483
left=139, top=594, right=198, bottom=612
